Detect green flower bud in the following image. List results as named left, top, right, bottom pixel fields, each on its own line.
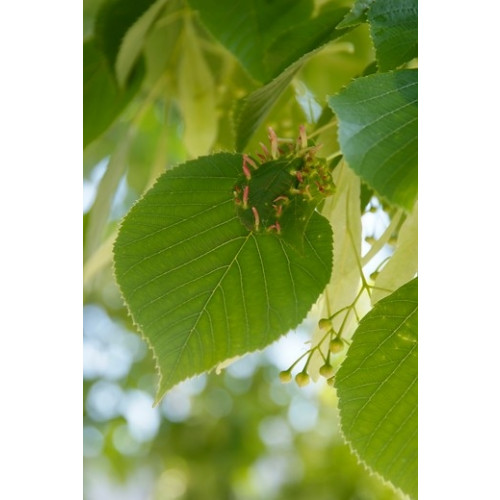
left=329, top=337, right=344, bottom=353
left=318, top=318, right=332, bottom=330
left=319, top=363, right=335, bottom=378
left=295, top=372, right=310, bottom=387
left=279, top=370, right=292, bottom=383
left=327, top=376, right=335, bottom=387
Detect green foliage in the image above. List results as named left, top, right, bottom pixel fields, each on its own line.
left=329, top=69, right=418, bottom=210
left=234, top=6, right=349, bottom=151
left=114, top=153, right=333, bottom=400
left=337, top=0, right=375, bottom=28
left=84, top=0, right=418, bottom=495
left=188, top=0, right=314, bottom=82
left=368, top=0, right=418, bottom=71
left=114, top=0, right=169, bottom=86
left=335, top=278, right=418, bottom=499
left=94, top=0, right=157, bottom=75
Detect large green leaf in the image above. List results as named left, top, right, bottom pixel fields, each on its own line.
left=114, top=153, right=333, bottom=402
left=234, top=7, right=350, bottom=151
left=188, top=0, right=313, bottom=82
left=368, top=0, right=418, bottom=71
left=329, top=69, right=417, bottom=210
left=335, top=277, right=418, bottom=499
left=83, top=39, right=143, bottom=148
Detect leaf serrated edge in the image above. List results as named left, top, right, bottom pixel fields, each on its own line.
left=334, top=400, right=410, bottom=499
left=111, top=153, right=239, bottom=405
left=113, top=153, right=334, bottom=404
left=333, top=280, right=418, bottom=499
left=111, top=169, right=168, bottom=407
left=328, top=69, right=418, bottom=212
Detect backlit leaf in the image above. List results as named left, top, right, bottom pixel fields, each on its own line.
left=329, top=69, right=417, bottom=210
left=114, top=153, right=333, bottom=401
left=336, top=277, right=418, bottom=498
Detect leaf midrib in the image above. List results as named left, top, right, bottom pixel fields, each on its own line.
left=161, top=231, right=254, bottom=389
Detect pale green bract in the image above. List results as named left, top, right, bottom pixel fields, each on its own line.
left=114, top=153, right=333, bottom=402
left=335, top=278, right=418, bottom=499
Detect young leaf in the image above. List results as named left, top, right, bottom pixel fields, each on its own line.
left=83, top=39, right=143, bottom=148
left=329, top=69, right=417, bottom=211
left=113, top=153, right=333, bottom=402
left=368, top=0, right=418, bottom=71
left=94, top=0, right=157, bottom=76
left=188, top=0, right=313, bottom=82
left=335, top=278, right=418, bottom=499
left=115, top=0, right=168, bottom=87
left=372, top=202, right=417, bottom=304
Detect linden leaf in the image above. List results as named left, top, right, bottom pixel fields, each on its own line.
left=329, top=69, right=418, bottom=210
left=114, top=152, right=333, bottom=402
left=335, top=278, right=418, bottom=498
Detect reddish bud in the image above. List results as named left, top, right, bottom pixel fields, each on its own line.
left=251, top=206, right=260, bottom=229
left=242, top=185, right=249, bottom=208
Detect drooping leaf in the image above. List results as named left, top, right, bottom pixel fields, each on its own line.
left=83, top=39, right=143, bottom=148
left=335, top=277, right=418, bottom=499
left=337, top=0, right=375, bottom=28
left=329, top=69, right=417, bottom=210
left=372, top=202, right=417, bottom=304
left=234, top=8, right=350, bottom=151
left=188, top=0, right=313, bottom=82
left=114, top=152, right=333, bottom=402
left=178, top=18, right=217, bottom=157
left=368, top=0, right=418, bottom=71
left=94, top=0, right=157, bottom=77
left=115, top=0, right=169, bottom=86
